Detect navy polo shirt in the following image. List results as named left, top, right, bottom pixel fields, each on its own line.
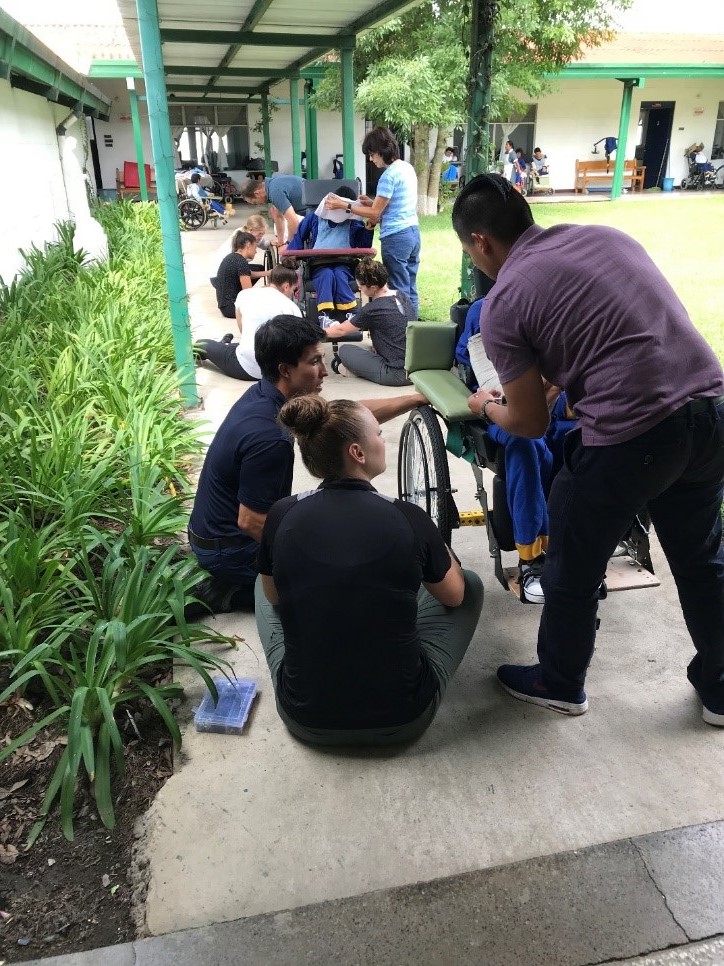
left=189, top=380, right=293, bottom=568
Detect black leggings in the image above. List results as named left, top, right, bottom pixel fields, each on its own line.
left=197, top=340, right=258, bottom=381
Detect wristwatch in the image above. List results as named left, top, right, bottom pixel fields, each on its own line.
left=480, top=398, right=496, bottom=425
left=345, top=203, right=353, bottom=214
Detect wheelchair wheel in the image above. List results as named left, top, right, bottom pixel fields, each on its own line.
left=398, top=405, right=454, bottom=545
left=178, top=199, right=206, bottom=230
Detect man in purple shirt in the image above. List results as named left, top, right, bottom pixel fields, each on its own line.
left=452, top=173, right=724, bottom=726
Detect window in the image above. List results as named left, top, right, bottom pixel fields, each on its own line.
left=168, top=104, right=250, bottom=168
left=489, top=105, right=538, bottom=163
left=713, top=102, right=724, bottom=160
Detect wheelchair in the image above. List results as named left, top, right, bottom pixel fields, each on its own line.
left=397, top=318, right=658, bottom=600
left=292, top=178, right=377, bottom=374
left=681, top=156, right=718, bottom=191
left=177, top=183, right=226, bottom=231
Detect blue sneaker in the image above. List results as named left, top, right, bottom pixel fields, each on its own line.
left=686, top=666, right=724, bottom=727
left=497, top=663, right=588, bottom=715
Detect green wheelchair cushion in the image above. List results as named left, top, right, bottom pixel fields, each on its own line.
left=405, top=321, right=457, bottom=374
left=410, top=369, right=478, bottom=422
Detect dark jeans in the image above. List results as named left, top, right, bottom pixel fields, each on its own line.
left=380, top=226, right=420, bottom=319
left=197, top=340, right=258, bottom=381
left=537, top=398, right=724, bottom=702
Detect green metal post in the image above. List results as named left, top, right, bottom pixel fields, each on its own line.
left=611, top=79, right=635, bottom=200
left=289, top=77, right=302, bottom=176
left=341, top=47, right=356, bottom=180
left=261, top=91, right=273, bottom=178
left=304, top=79, right=319, bottom=179
left=126, top=79, right=148, bottom=201
left=135, top=0, right=198, bottom=406
left=461, top=0, right=499, bottom=299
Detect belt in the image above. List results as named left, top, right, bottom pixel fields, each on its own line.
left=686, top=395, right=724, bottom=414
left=188, top=529, right=249, bottom=551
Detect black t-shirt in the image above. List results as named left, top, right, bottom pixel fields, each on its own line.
left=258, top=479, right=451, bottom=729
left=216, top=252, right=251, bottom=313
left=189, top=380, right=293, bottom=570
left=350, top=292, right=415, bottom=369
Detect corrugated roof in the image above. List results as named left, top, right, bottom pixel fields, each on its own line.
left=19, top=23, right=134, bottom=73
left=580, top=32, right=724, bottom=65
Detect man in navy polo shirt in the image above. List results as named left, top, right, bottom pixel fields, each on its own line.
left=187, top=315, right=426, bottom=617
left=452, top=174, right=724, bottom=726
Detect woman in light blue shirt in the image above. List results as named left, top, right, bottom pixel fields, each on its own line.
left=326, top=127, right=420, bottom=318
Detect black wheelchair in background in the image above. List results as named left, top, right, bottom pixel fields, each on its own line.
left=397, top=317, right=658, bottom=600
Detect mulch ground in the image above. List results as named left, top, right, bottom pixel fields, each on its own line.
left=0, top=691, right=173, bottom=963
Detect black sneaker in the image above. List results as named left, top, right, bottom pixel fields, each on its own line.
left=221, top=332, right=235, bottom=345
left=184, top=576, right=255, bottom=620
left=497, top=663, right=588, bottom=715
left=687, top=664, right=724, bottom=727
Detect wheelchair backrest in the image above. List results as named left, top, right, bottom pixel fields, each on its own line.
left=405, top=322, right=457, bottom=374
left=300, top=178, right=363, bottom=211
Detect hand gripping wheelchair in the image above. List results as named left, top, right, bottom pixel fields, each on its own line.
left=397, top=320, right=659, bottom=600
left=291, top=178, right=377, bottom=373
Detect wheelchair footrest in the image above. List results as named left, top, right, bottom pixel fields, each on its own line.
left=605, top=556, right=660, bottom=591
left=459, top=510, right=485, bottom=527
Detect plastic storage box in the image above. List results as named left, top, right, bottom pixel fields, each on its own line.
left=194, top=677, right=258, bottom=734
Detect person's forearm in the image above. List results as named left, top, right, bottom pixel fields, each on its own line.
left=361, top=392, right=426, bottom=424
left=479, top=398, right=550, bottom=438
left=272, top=210, right=286, bottom=242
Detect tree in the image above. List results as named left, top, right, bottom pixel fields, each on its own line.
left=314, top=0, right=632, bottom=213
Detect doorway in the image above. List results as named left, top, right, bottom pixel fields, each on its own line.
left=637, top=101, right=675, bottom=188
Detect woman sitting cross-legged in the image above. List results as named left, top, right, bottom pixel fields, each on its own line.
left=322, top=258, right=415, bottom=387
left=255, top=394, right=484, bottom=747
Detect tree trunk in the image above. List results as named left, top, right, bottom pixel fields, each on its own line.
left=412, top=122, right=431, bottom=215
left=426, top=127, right=449, bottom=214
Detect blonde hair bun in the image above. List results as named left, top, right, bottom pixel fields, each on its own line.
left=279, top=395, right=329, bottom=437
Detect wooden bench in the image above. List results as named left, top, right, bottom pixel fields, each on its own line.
left=116, top=162, right=157, bottom=199
left=574, top=159, right=645, bottom=193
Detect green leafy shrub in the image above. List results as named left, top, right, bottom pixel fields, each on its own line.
left=0, top=205, right=232, bottom=841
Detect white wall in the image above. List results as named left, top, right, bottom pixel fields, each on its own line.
left=0, top=80, right=107, bottom=283
left=533, top=77, right=724, bottom=189
left=92, top=78, right=155, bottom=193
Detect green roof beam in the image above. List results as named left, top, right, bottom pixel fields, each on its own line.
left=549, top=63, right=724, bottom=80
left=0, top=10, right=110, bottom=118
left=160, top=29, right=355, bottom=49
left=165, top=65, right=297, bottom=78
left=167, top=83, right=258, bottom=94
left=89, top=58, right=143, bottom=79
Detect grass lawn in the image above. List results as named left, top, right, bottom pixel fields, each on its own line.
left=417, top=194, right=724, bottom=361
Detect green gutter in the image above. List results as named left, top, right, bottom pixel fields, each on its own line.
left=550, top=62, right=724, bottom=80
left=0, top=9, right=110, bottom=119
left=89, top=58, right=143, bottom=80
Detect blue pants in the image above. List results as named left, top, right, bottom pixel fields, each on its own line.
left=538, top=398, right=724, bottom=700
left=312, top=265, right=357, bottom=313
left=381, top=226, right=420, bottom=318
left=488, top=425, right=552, bottom=560
left=487, top=397, right=576, bottom=560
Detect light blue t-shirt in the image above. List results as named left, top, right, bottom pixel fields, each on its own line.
left=266, top=175, right=304, bottom=213
left=375, top=161, right=418, bottom=238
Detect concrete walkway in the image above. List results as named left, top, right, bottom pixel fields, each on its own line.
left=131, top=215, right=724, bottom=946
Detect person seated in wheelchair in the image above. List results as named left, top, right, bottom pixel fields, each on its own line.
left=457, top=298, right=576, bottom=604
left=321, top=258, right=414, bottom=387
left=256, top=393, right=484, bottom=746
left=531, top=148, right=549, bottom=178
left=283, top=185, right=373, bottom=326
left=187, top=172, right=227, bottom=221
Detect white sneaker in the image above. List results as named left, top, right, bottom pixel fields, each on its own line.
left=520, top=558, right=545, bottom=604
left=318, top=314, right=336, bottom=330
